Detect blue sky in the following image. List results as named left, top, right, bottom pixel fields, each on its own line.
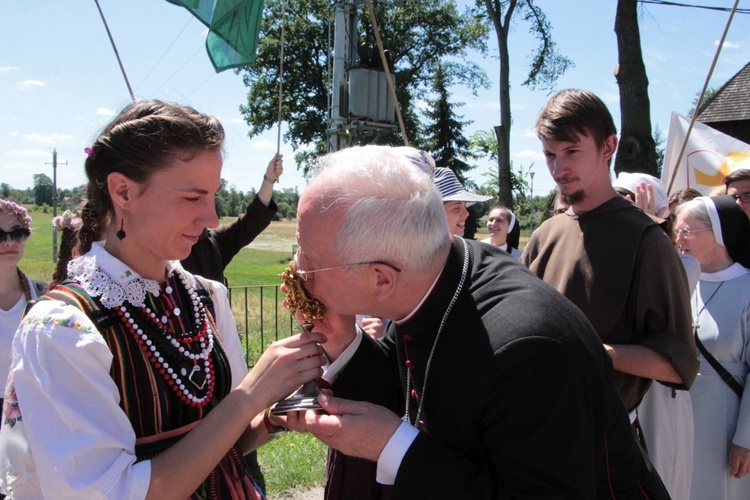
left=1, top=0, right=748, bottom=199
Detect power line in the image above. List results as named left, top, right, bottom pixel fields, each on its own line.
left=185, top=73, right=218, bottom=100
left=135, top=16, right=195, bottom=94
left=150, top=45, right=205, bottom=97
left=639, top=0, right=750, bottom=14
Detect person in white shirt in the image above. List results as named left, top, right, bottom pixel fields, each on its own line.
left=0, top=200, right=47, bottom=411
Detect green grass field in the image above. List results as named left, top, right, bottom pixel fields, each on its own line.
left=18, top=209, right=326, bottom=498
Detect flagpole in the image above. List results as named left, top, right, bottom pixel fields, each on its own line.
left=276, top=0, right=287, bottom=154
left=94, top=0, right=136, bottom=102
left=666, top=0, right=739, bottom=194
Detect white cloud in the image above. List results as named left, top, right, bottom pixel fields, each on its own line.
left=414, top=99, right=430, bottom=111
left=644, top=47, right=668, bottom=63
left=716, top=40, right=740, bottom=49
left=466, top=100, right=500, bottom=112
left=223, top=117, right=245, bottom=125
left=10, top=131, right=74, bottom=144
left=601, top=90, right=621, bottom=108
left=0, top=66, right=19, bottom=73
left=515, top=128, right=538, bottom=139
left=6, top=148, right=50, bottom=158
left=513, top=149, right=544, bottom=161
left=16, top=80, right=45, bottom=90
left=249, top=139, right=277, bottom=151
left=96, top=107, right=116, bottom=117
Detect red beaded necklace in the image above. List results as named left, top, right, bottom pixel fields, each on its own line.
left=116, top=272, right=216, bottom=407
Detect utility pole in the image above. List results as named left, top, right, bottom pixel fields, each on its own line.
left=327, top=0, right=399, bottom=152
left=329, top=0, right=359, bottom=152
left=46, top=149, right=67, bottom=262
left=529, top=170, right=535, bottom=230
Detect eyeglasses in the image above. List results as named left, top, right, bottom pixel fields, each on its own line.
left=674, top=227, right=711, bottom=238
left=293, top=251, right=402, bottom=282
left=0, top=228, right=30, bottom=244
left=730, top=192, right=750, bottom=203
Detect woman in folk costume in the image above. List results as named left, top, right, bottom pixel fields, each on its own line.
left=674, top=195, right=750, bottom=500
left=0, top=100, right=325, bottom=499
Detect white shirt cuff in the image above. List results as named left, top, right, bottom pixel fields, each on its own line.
left=321, top=326, right=363, bottom=385
left=376, top=421, right=419, bottom=485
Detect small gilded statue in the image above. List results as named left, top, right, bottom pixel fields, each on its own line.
left=279, top=260, right=326, bottom=325
left=272, top=260, right=326, bottom=414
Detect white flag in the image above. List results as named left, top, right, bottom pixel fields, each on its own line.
left=662, top=112, right=750, bottom=195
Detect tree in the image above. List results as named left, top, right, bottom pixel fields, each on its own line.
left=653, top=123, right=665, bottom=177
left=480, top=0, right=572, bottom=210
left=239, top=0, right=489, bottom=174
left=471, top=129, right=533, bottom=200
left=422, top=62, right=476, bottom=177
left=689, top=87, right=719, bottom=117
left=614, top=0, right=657, bottom=176
left=32, top=173, right=53, bottom=206
left=0, top=183, right=13, bottom=200
left=422, top=62, right=484, bottom=237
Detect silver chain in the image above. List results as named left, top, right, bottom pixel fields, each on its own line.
left=693, top=281, right=724, bottom=331
left=404, top=237, right=470, bottom=428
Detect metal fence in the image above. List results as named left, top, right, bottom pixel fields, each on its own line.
left=227, top=284, right=298, bottom=368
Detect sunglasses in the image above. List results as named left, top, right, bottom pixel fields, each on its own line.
left=0, top=228, right=31, bottom=244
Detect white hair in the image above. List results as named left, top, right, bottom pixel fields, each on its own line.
left=307, top=145, right=450, bottom=272
left=675, top=198, right=712, bottom=230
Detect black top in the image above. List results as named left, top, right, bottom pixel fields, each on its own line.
left=333, top=238, right=668, bottom=499
left=181, top=196, right=277, bottom=284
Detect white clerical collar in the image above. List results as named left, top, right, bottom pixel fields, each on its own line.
left=700, top=262, right=749, bottom=283
left=393, top=264, right=445, bottom=325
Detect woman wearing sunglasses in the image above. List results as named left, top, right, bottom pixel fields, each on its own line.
left=0, top=200, right=47, bottom=427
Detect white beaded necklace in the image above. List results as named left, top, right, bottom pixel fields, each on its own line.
left=117, top=269, right=216, bottom=407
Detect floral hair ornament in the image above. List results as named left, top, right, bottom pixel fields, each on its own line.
left=0, top=199, right=32, bottom=231
left=84, top=146, right=96, bottom=160
left=52, top=211, right=83, bottom=232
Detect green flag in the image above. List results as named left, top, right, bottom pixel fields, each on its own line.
left=167, top=0, right=265, bottom=72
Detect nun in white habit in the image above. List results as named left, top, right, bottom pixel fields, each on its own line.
left=674, top=195, right=750, bottom=500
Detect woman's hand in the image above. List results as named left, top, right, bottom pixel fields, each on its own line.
left=237, top=330, right=327, bottom=409
left=265, top=153, right=283, bottom=182
left=730, top=444, right=750, bottom=478
left=632, top=181, right=669, bottom=218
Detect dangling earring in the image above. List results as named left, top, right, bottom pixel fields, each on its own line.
left=116, top=219, right=126, bottom=240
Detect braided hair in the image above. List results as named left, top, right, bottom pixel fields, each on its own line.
left=49, top=210, right=83, bottom=290
left=61, top=100, right=225, bottom=281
